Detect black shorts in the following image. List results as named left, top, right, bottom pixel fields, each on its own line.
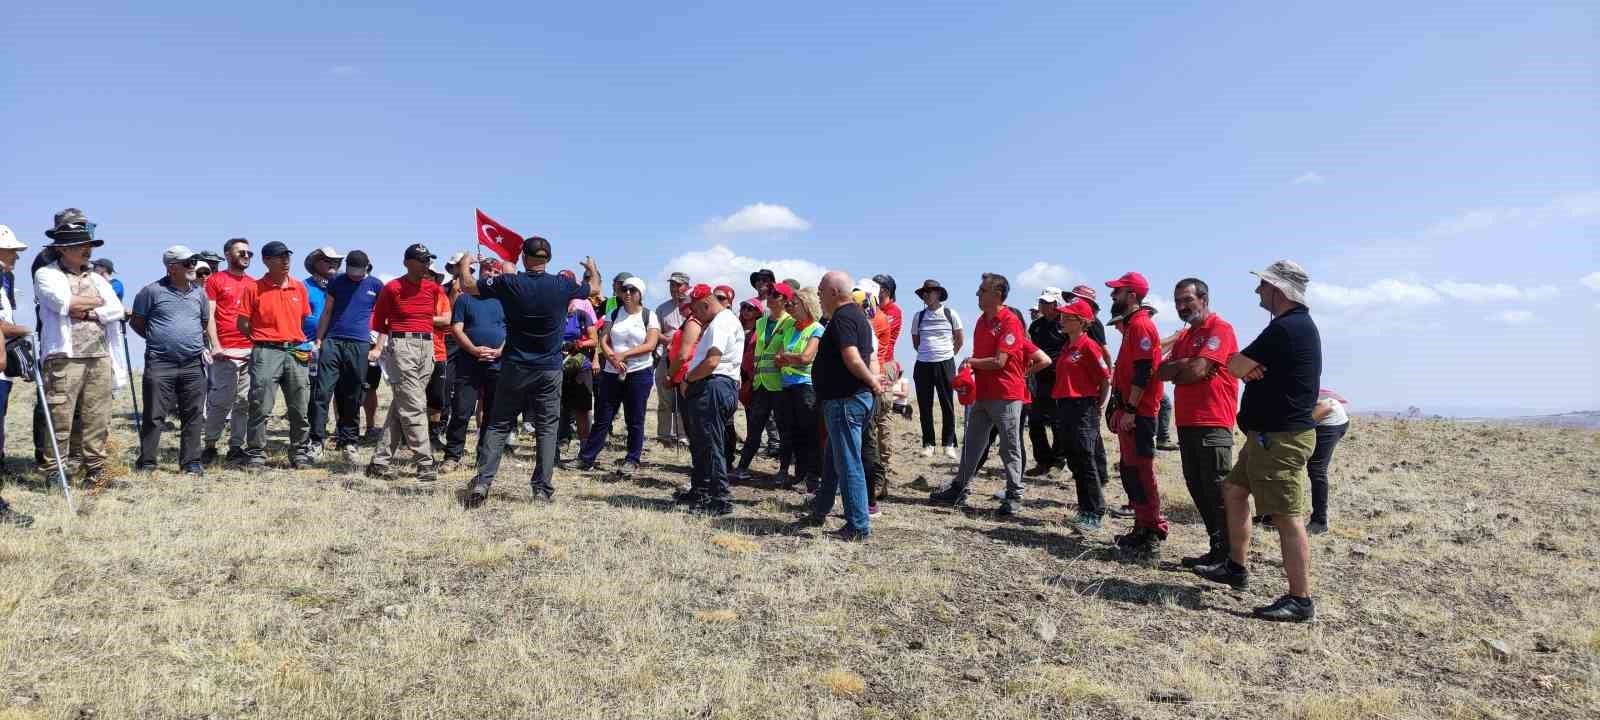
left=562, top=369, right=593, bottom=412
left=426, top=361, right=447, bottom=412
left=365, top=364, right=382, bottom=391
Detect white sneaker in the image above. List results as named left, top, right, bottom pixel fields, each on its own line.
left=919, top=446, right=935, bottom=458
left=992, top=489, right=1007, bottom=502
left=943, top=446, right=959, bottom=460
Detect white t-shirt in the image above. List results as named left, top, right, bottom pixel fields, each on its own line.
left=604, top=306, right=662, bottom=375
left=691, top=308, right=744, bottom=381
left=1317, top=389, right=1350, bottom=427
left=913, top=304, right=963, bottom=363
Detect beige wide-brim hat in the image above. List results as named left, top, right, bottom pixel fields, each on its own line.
left=1251, top=260, right=1311, bottom=307
left=0, top=225, right=28, bottom=251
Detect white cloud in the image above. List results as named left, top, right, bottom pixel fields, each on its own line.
left=702, top=203, right=812, bottom=235
left=1534, top=190, right=1600, bottom=223
left=1581, top=271, right=1600, bottom=291
left=1308, top=279, right=1442, bottom=308
left=1291, top=171, right=1324, bottom=185
left=1433, top=281, right=1559, bottom=303
left=1486, top=310, right=1539, bottom=326
left=1423, top=189, right=1599, bottom=237
left=1428, top=208, right=1521, bottom=237
left=658, top=244, right=828, bottom=301
left=327, top=65, right=362, bottom=78
left=1015, top=261, right=1075, bottom=291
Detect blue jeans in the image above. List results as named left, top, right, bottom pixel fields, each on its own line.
left=685, top=375, right=737, bottom=503
left=579, top=368, right=654, bottom=464
left=812, top=390, right=873, bottom=534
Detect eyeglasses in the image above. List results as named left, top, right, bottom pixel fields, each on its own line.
left=234, top=250, right=254, bottom=257
left=182, top=259, right=198, bottom=268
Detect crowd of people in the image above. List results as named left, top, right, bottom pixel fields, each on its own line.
left=0, top=208, right=1353, bottom=623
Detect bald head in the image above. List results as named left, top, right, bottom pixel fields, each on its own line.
left=819, top=271, right=853, bottom=311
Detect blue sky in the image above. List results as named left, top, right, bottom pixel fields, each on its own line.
left=3, top=2, right=1595, bottom=414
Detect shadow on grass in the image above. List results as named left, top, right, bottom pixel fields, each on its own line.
left=1071, top=576, right=1210, bottom=610
left=602, top=493, right=678, bottom=513
left=955, top=524, right=1117, bottom=563
left=709, top=516, right=793, bottom=536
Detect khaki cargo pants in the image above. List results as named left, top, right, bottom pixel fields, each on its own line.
left=41, top=356, right=115, bottom=475
left=372, top=337, right=436, bottom=469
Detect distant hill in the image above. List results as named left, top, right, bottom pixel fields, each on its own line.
left=1356, top=408, right=1600, bottom=430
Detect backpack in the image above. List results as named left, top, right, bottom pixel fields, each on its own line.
left=914, top=306, right=955, bottom=333
left=607, top=304, right=653, bottom=333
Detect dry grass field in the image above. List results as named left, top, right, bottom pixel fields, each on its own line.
left=1, top=383, right=1597, bottom=719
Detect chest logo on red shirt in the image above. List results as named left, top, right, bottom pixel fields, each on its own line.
left=1067, top=351, right=1082, bottom=363
left=1206, top=336, right=1221, bottom=351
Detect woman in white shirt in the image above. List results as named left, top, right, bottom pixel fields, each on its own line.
left=1307, top=389, right=1351, bottom=536
left=575, top=276, right=660, bottom=475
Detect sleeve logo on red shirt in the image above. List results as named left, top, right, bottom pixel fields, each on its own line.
left=1004, top=333, right=1015, bottom=345
left=1139, top=336, right=1152, bottom=351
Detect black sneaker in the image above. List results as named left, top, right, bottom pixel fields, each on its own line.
left=1307, top=520, right=1329, bottom=536
left=572, top=459, right=596, bottom=472
left=1114, top=527, right=1162, bottom=554
left=182, top=462, right=204, bottom=475
left=928, top=485, right=968, bottom=507
left=0, top=500, right=34, bottom=528
left=1156, top=442, right=1180, bottom=452
left=996, top=500, right=1020, bottom=517
left=826, top=526, right=869, bottom=543
left=692, top=500, right=733, bottom=517
left=1194, top=559, right=1251, bottom=590
left=787, top=512, right=827, bottom=533
left=464, top=485, right=488, bottom=509
left=133, top=461, right=158, bottom=473
left=1024, top=465, right=1053, bottom=478
left=224, top=447, right=249, bottom=464
left=671, top=488, right=705, bottom=506
left=200, top=447, right=219, bottom=465
left=1180, top=546, right=1229, bottom=569
left=1252, top=594, right=1315, bottom=623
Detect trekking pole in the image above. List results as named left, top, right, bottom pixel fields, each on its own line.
left=121, top=320, right=140, bottom=425
left=30, top=340, right=76, bottom=516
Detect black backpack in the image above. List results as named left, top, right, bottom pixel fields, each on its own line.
left=914, top=306, right=955, bottom=332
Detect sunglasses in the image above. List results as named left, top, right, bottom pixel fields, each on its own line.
left=234, top=250, right=254, bottom=257
left=182, top=259, right=198, bottom=268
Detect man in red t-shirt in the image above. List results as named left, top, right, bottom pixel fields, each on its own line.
left=203, top=237, right=256, bottom=464
left=1158, top=277, right=1241, bottom=568
left=930, top=272, right=1029, bottom=515
left=1105, top=271, right=1168, bottom=553
left=366, top=243, right=449, bottom=481
left=1050, top=298, right=1112, bottom=531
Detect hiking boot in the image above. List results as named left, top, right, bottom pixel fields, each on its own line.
left=1024, top=465, right=1053, bottom=478
left=362, top=427, right=384, bottom=445
left=572, top=458, right=596, bottom=472
left=1114, top=527, right=1160, bottom=551
left=1108, top=504, right=1135, bottom=519
left=224, top=447, right=249, bottom=465
left=0, top=500, right=34, bottom=528
left=365, top=463, right=394, bottom=480
left=1252, top=594, right=1315, bottom=623
left=1069, top=513, right=1103, bottom=534
left=996, top=500, right=1019, bottom=517
left=691, top=499, right=733, bottom=517
left=928, top=485, right=967, bottom=507
left=618, top=460, right=640, bottom=477
left=200, top=446, right=219, bottom=465
left=464, top=486, right=488, bottom=510
left=1180, top=546, right=1230, bottom=569
left=1156, top=442, right=1180, bottom=452
left=1194, top=559, right=1251, bottom=590
left=787, top=513, right=827, bottom=533
left=133, top=461, right=158, bottom=473
left=671, top=488, right=705, bottom=506
left=1307, top=520, right=1329, bottom=536
left=827, top=526, right=870, bottom=543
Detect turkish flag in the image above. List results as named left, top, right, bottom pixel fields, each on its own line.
left=476, top=209, right=524, bottom=262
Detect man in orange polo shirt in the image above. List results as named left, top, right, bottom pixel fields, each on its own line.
left=237, top=241, right=312, bottom=468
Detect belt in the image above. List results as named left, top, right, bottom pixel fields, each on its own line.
left=252, top=341, right=299, bottom=349
left=390, top=332, right=432, bottom=339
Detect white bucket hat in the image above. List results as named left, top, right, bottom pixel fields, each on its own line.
left=0, top=225, right=27, bottom=251
left=1251, top=260, right=1310, bottom=307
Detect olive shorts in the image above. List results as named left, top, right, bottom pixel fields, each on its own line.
left=1225, top=429, right=1315, bottom=518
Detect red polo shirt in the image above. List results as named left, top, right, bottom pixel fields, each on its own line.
left=372, top=276, right=444, bottom=334
left=205, top=270, right=255, bottom=350
left=237, top=274, right=310, bottom=344
left=1170, top=313, right=1240, bottom=428
left=878, top=300, right=903, bottom=366
left=1112, top=307, right=1164, bottom=416
left=972, top=308, right=1027, bottom=402
left=1052, top=333, right=1111, bottom=399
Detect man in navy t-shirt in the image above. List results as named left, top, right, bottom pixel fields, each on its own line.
left=313, top=249, right=384, bottom=459
left=454, top=237, right=599, bottom=507
left=443, top=258, right=509, bottom=468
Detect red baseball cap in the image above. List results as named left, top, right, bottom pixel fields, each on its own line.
left=1105, top=272, right=1149, bottom=296
left=1055, top=297, right=1094, bottom=322
left=713, top=284, right=736, bottom=302
left=767, top=282, right=795, bottom=302
left=690, top=283, right=713, bottom=301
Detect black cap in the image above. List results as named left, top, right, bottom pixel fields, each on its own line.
left=346, top=249, right=371, bottom=269
left=404, top=243, right=435, bottom=262
left=196, top=250, right=223, bottom=263
left=524, top=236, right=552, bottom=259
left=261, top=241, right=292, bottom=258
left=749, top=268, right=776, bottom=285
left=92, top=258, right=116, bottom=273
left=871, top=274, right=896, bottom=297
